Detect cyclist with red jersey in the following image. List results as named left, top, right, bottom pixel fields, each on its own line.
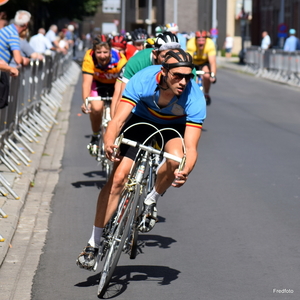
left=111, top=34, right=138, bottom=60
left=81, top=35, right=127, bottom=156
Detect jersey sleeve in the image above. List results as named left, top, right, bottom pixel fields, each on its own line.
left=82, top=50, right=94, bottom=75
left=120, top=70, right=144, bottom=107
left=185, top=81, right=206, bottom=128
left=206, top=38, right=217, bottom=56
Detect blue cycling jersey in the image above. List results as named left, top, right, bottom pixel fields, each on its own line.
left=121, top=65, right=206, bottom=128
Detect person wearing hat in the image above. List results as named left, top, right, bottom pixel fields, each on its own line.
left=283, top=29, right=300, bottom=52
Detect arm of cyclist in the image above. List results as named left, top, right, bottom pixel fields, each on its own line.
left=81, top=73, right=93, bottom=113
left=172, top=126, right=202, bottom=187
left=208, top=54, right=217, bottom=83
left=104, top=100, right=133, bottom=161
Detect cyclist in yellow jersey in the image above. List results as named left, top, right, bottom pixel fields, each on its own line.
left=187, top=30, right=217, bottom=105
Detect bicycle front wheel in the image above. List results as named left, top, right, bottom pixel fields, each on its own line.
left=97, top=184, right=140, bottom=298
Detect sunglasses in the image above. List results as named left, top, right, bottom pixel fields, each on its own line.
left=169, top=71, right=194, bottom=81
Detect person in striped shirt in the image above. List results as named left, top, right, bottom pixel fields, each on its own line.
left=0, top=10, right=31, bottom=66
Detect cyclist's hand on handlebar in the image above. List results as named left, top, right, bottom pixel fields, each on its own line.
left=210, top=76, right=217, bottom=83
left=81, top=102, right=91, bottom=114
left=105, top=144, right=120, bottom=162
left=172, top=169, right=188, bottom=188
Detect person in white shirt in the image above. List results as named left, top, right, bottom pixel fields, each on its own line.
left=45, top=24, right=60, bottom=49
left=29, top=28, right=54, bottom=54
left=223, top=33, right=234, bottom=58
left=261, top=31, right=271, bottom=50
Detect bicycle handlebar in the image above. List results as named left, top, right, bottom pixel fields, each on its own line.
left=85, top=96, right=112, bottom=108
left=196, top=70, right=213, bottom=76
left=120, top=137, right=184, bottom=165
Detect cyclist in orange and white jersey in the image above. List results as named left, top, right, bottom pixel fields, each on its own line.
left=186, top=30, right=217, bottom=105
left=81, top=35, right=127, bottom=155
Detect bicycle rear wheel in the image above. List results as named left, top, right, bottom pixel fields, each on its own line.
left=97, top=184, right=140, bottom=298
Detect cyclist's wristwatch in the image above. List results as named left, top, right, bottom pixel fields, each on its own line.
left=210, top=72, right=217, bottom=83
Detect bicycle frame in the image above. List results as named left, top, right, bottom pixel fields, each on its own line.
left=85, top=96, right=112, bottom=179
left=97, top=132, right=186, bottom=298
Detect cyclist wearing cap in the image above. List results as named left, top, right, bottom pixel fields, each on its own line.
left=76, top=48, right=206, bottom=270
left=111, top=34, right=138, bottom=60
left=110, top=32, right=185, bottom=116
left=186, top=30, right=217, bottom=105
left=81, top=35, right=127, bottom=156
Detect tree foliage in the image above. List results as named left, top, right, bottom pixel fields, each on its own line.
left=1, top=0, right=101, bottom=30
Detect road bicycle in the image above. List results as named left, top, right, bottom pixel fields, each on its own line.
left=85, top=96, right=113, bottom=180
left=195, top=70, right=216, bottom=106
left=96, top=123, right=186, bottom=298
left=195, top=70, right=215, bottom=90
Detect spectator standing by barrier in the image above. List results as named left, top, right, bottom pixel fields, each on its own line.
left=223, top=33, right=233, bottom=58
left=283, top=29, right=300, bottom=52
left=57, top=31, right=69, bottom=54
left=261, top=31, right=271, bottom=50
left=0, top=10, right=31, bottom=66
left=46, top=24, right=60, bottom=49
left=65, top=24, right=76, bottom=58
left=30, top=28, right=55, bottom=54
left=10, top=28, right=44, bottom=67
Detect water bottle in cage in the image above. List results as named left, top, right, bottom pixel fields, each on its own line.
left=197, top=75, right=203, bottom=91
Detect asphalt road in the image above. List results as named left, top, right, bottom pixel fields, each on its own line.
left=31, top=68, right=300, bottom=300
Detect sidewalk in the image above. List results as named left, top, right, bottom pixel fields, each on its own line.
left=217, top=55, right=248, bottom=72
left=0, top=61, right=81, bottom=270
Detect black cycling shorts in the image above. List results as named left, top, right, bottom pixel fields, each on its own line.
left=195, top=62, right=210, bottom=70
left=119, top=114, right=185, bottom=160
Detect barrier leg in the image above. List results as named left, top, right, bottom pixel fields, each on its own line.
left=0, top=174, right=19, bottom=199
left=13, top=131, right=35, bottom=154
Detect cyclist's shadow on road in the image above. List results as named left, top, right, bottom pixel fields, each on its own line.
left=71, top=170, right=107, bottom=189
left=76, top=264, right=180, bottom=299
left=75, top=234, right=178, bottom=298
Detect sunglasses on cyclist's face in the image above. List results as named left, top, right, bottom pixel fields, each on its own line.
left=169, top=71, right=194, bottom=81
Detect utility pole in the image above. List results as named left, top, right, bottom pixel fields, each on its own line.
left=147, top=0, right=152, bottom=35
left=174, top=0, right=178, bottom=24
left=211, top=0, right=218, bottom=47
left=278, top=0, right=285, bottom=48
left=238, top=0, right=247, bottom=64
left=121, top=0, right=126, bottom=32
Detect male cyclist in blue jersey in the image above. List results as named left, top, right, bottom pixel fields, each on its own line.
left=110, top=32, right=181, bottom=117
left=77, top=49, right=206, bottom=271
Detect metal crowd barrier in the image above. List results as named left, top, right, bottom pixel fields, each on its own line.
left=244, top=46, right=300, bottom=86
left=0, top=50, right=80, bottom=242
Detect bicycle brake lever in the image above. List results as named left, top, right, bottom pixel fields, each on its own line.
left=178, top=154, right=186, bottom=172
left=112, top=133, right=124, bottom=158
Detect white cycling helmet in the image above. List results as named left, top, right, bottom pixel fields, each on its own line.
left=165, top=22, right=179, bottom=32
left=154, top=32, right=180, bottom=50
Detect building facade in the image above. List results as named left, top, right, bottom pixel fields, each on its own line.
left=81, top=0, right=256, bottom=55
left=252, top=0, right=300, bottom=48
